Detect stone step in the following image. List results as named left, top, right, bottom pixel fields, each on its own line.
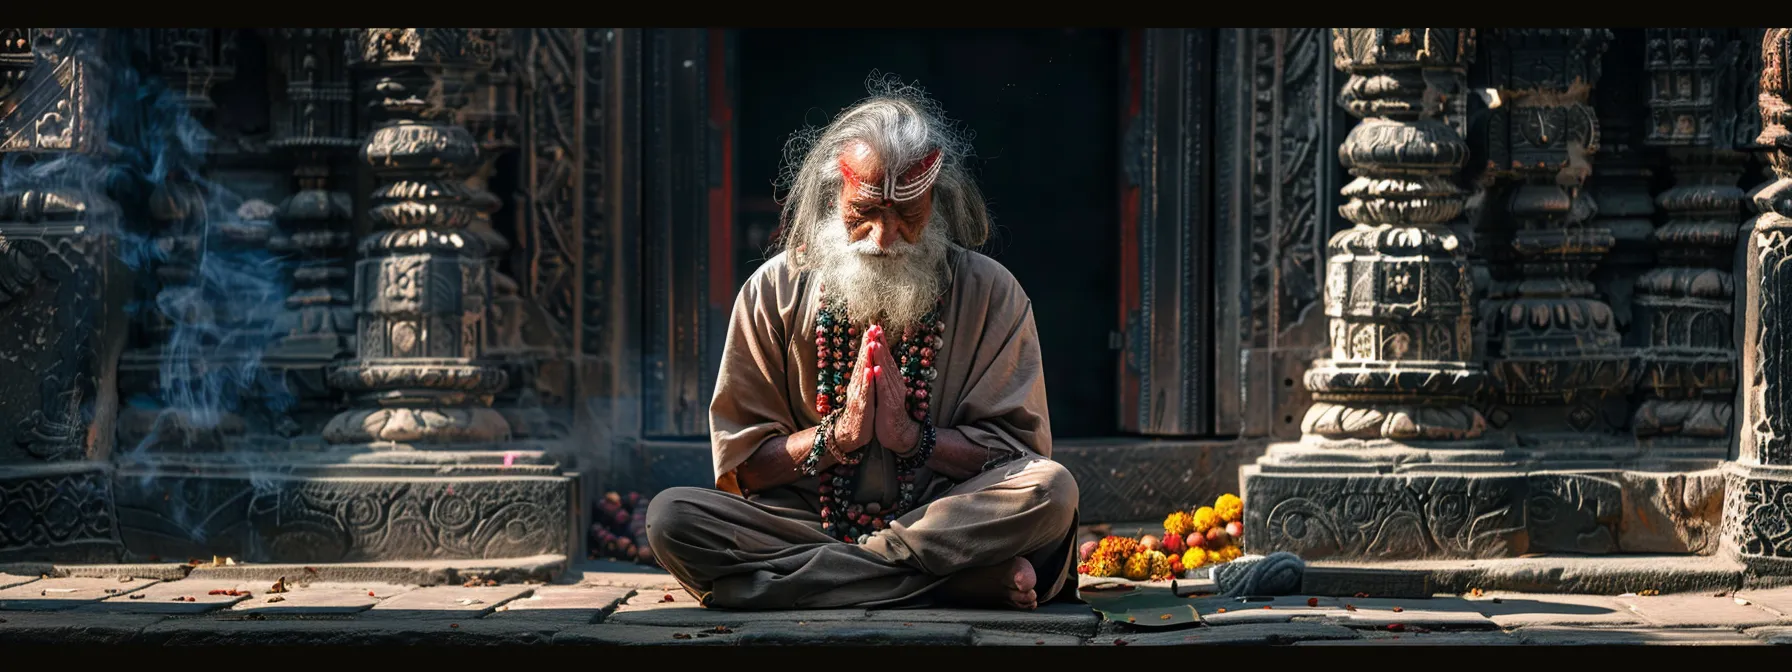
left=0, top=554, right=569, bottom=587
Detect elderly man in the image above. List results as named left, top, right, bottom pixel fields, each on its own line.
left=644, top=80, right=1080, bottom=611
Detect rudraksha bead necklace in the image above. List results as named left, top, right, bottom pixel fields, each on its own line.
left=804, top=287, right=945, bottom=544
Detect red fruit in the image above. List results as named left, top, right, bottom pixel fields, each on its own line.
left=1161, top=532, right=1186, bottom=555
left=1079, top=540, right=1099, bottom=561
left=1226, top=521, right=1244, bottom=539
left=1169, top=555, right=1184, bottom=575
left=1139, top=534, right=1160, bottom=551
left=1307, top=597, right=1319, bottom=607
left=1207, top=527, right=1232, bottom=546
left=1187, top=532, right=1209, bottom=550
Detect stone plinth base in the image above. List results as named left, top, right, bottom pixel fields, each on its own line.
left=1724, top=462, right=1792, bottom=575
left=112, top=454, right=574, bottom=564
left=1242, top=463, right=1725, bottom=561
left=0, top=462, right=126, bottom=564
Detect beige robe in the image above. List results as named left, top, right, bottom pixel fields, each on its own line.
left=644, top=248, right=1081, bottom=610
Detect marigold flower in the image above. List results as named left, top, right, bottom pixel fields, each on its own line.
left=1215, top=494, right=1244, bottom=523
left=1123, top=552, right=1154, bottom=581
left=1192, top=506, right=1220, bottom=532
left=1147, top=551, right=1173, bottom=581
left=1163, top=511, right=1196, bottom=537
left=1181, top=548, right=1209, bottom=570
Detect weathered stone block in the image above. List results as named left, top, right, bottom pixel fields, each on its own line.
left=864, top=603, right=1098, bottom=636
left=1241, top=469, right=1528, bottom=560
left=113, top=468, right=574, bottom=563
left=1117, top=622, right=1360, bottom=646
left=1513, top=626, right=1763, bottom=645
left=491, top=585, right=632, bottom=623
left=1618, top=469, right=1724, bottom=553
left=1724, top=463, right=1792, bottom=573
left=972, top=629, right=1085, bottom=646
left=736, top=622, right=974, bottom=646
left=0, top=612, right=165, bottom=645
left=81, top=579, right=252, bottom=614
left=226, top=582, right=412, bottom=615
left=1466, top=593, right=1641, bottom=627
left=552, top=623, right=741, bottom=646
left=1615, top=593, right=1782, bottom=628
left=0, top=464, right=124, bottom=564
left=1525, top=472, right=1621, bottom=554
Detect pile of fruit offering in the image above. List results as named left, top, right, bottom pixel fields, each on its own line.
left=1077, top=493, right=1244, bottom=580
left=589, top=491, right=657, bottom=565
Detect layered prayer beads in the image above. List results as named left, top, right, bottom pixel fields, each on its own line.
left=804, top=289, right=944, bottom=544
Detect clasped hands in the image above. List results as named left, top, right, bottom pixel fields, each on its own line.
left=830, top=324, right=922, bottom=458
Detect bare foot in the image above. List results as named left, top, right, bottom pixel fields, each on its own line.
left=941, top=557, right=1038, bottom=610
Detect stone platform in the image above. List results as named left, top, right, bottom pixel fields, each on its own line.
left=1, top=558, right=1790, bottom=646
left=1241, top=465, right=1726, bottom=560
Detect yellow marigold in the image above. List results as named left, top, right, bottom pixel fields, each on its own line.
left=1216, top=546, right=1242, bottom=562
left=1215, top=494, right=1244, bottom=523
left=1163, top=511, right=1196, bottom=537
left=1181, top=548, right=1209, bottom=570
left=1081, top=555, right=1121, bottom=577
left=1192, top=506, right=1220, bottom=532
left=1123, top=552, right=1154, bottom=581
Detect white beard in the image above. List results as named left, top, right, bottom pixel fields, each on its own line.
left=808, top=209, right=951, bottom=331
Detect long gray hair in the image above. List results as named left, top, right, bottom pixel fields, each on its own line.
left=772, top=74, right=991, bottom=267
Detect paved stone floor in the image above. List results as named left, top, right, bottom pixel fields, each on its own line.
left=1, top=559, right=1790, bottom=646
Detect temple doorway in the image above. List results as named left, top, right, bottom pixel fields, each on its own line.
left=733, top=28, right=1125, bottom=438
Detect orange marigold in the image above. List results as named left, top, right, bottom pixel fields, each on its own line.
left=1094, top=535, right=1139, bottom=559
left=1163, top=511, right=1196, bottom=537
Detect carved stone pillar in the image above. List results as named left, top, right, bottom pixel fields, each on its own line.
left=267, top=27, right=358, bottom=439
left=322, top=29, right=512, bottom=448
left=0, top=28, right=125, bottom=562
left=1483, top=30, right=1634, bottom=459
left=1589, top=31, right=1655, bottom=342
left=1241, top=29, right=1528, bottom=560
left=1635, top=29, right=1743, bottom=462
left=1729, top=27, right=1792, bottom=573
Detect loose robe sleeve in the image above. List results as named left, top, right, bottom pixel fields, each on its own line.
left=940, top=253, right=1053, bottom=464
left=709, top=255, right=804, bottom=495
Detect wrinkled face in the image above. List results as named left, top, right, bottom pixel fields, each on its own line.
left=835, top=140, right=939, bottom=256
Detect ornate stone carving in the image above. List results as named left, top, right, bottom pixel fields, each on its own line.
left=1588, top=31, right=1655, bottom=339
left=324, top=29, right=510, bottom=448
left=0, top=464, right=122, bottom=563
left=1635, top=29, right=1744, bottom=456
left=1481, top=29, right=1633, bottom=452
left=1246, top=474, right=1527, bottom=560
left=113, top=469, right=571, bottom=562
left=1729, top=29, right=1792, bottom=570
left=268, top=28, right=356, bottom=365
left=1271, top=28, right=1492, bottom=457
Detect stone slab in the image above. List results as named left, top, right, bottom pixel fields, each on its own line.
left=491, top=585, right=633, bottom=624
left=1187, top=595, right=1347, bottom=625
left=82, top=579, right=254, bottom=615
left=1614, top=593, right=1782, bottom=628
left=553, top=624, right=742, bottom=646
left=1745, top=625, right=1792, bottom=644
left=185, top=554, right=566, bottom=586
left=1315, top=596, right=1497, bottom=629
left=1317, top=554, right=1746, bottom=595
left=0, top=574, right=39, bottom=591
left=1300, top=567, right=1432, bottom=598
left=972, top=629, right=1085, bottom=646
left=1465, top=593, right=1643, bottom=627
left=565, top=560, right=679, bottom=589
left=1295, top=631, right=1519, bottom=646
left=1113, top=622, right=1361, bottom=646
left=365, top=584, right=535, bottom=619
left=227, top=582, right=413, bottom=615
left=0, top=612, right=167, bottom=645
left=0, top=577, right=158, bottom=611
left=1734, top=586, right=1792, bottom=619
left=1513, top=626, right=1763, bottom=646
left=864, top=602, right=1100, bottom=636
left=138, top=618, right=557, bottom=646
left=736, top=621, right=974, bottom=646
left=54, top=563, right=191, bottom=581
left=606, top=588, right=868, bottom=627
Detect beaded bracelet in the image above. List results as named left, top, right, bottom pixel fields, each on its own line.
left=826, top=418, right=865, bottom=466
left=894, top=416, right=936, bottom=472
left=799, top=412, right=835, bottom=477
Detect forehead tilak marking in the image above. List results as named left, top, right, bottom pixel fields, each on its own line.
left=838, top=145, right=943, bottom=204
